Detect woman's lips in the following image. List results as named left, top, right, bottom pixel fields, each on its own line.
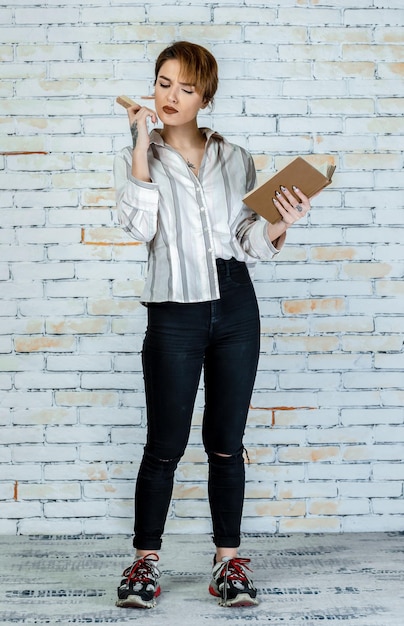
left=162, top=106, right=178, bottom=114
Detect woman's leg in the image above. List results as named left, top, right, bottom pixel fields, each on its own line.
left=134, top=301, right=209, bottom=551
left=202, top=259, right=260, bottom=551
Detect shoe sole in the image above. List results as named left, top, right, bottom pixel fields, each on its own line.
left=116, top=587, right=161, bottom=609
left=116, top=597, right=156, bottom=609
left=218, top=593, right=259, bottom=607
left=209, top=585, right=258, bottom=607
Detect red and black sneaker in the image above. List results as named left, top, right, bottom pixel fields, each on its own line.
left=116, top=553, right=161, bottom=609
left=209, top=556, right=259, bottom=607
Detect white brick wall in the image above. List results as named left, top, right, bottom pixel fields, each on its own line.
left=1, top=1, right=403, bottom=536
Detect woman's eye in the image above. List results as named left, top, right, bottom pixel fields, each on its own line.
left=159, top=83, right=169, bottom=88
left=182, top=89, right=194, bottom=94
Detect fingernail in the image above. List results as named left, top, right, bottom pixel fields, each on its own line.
left=292, top=185, right=299, bottom=191
left=272, top=197, right=277, bottom=204
left=275, top=190, right=281, bottom=197
left=280, top=186, right=286, bottom=191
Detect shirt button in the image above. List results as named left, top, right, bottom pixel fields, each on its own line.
left=200, top=206, right=206, bottom=212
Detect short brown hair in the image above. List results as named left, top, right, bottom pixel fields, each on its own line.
left=154, top=41, right=218, bottom=104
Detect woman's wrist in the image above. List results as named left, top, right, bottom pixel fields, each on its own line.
left=267, top=219, right=288, bottom=244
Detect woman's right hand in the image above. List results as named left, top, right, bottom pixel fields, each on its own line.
left=128, top=105, right=157, bottom=151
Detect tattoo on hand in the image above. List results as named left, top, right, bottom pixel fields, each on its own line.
left=130, top=121, right=138, bottom=148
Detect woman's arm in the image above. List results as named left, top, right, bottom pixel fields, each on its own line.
left=126, top=104, right=157, bottom=183
left=114, top=149, right=159, bottom=243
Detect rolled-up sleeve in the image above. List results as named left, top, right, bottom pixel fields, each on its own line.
left=113, top=148, right=160, bottom=243
left=236, top=215, right=285, bottom=260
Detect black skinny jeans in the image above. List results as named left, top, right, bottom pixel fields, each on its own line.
left=134, top=258, right=260, bottom=550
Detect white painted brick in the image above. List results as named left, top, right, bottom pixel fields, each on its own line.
left=44, top=501, right=107, bottom=518
left=307, top=464, right=371, bottom=481
left=278, top=482, right=338, bottom=499
left=307, top=427, right=372, bottom=445
left=341, top=409, right=403, bottom=426
left=14, top=372, right=80, bottom=390
left=0, top=375, right=12, bottom=390
left=46, top=355, right=111, bottom=372
left=0, top=354, right=44, bottom=372
left=80, top=444, right=139, bottom=463
left=81, top=6, right=144, bottom=23
left=1, top=502, right=42, bottom=518
left=373, top=426, right=404, bottom=443
left=84, top=517, right=132, bottom=535
left=338, top=482, right=402, bottom=498
left=1, top=427, right=43, bottom=444
left=18, top=519, right=82, bottom=535
left=373, top=499, right=404, bottom=514
left=373, top=464, right=404, bottom=480
left=13, top=444, right=76, bottom=463
left=381, top=390, right=404, bottom=407
left=0, top=520, right=18, bottom=534
left=13, top=407, right=76, bottom=426
left=0, top=446, right=11, bottom=462
left=46, top=426, right=109, bottom=444
left=342, top=515, right=404, bottom=533
left=47, top=26, right=110, bottom=43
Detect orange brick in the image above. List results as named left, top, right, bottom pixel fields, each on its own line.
left=55, top=391, right=118, bottom=407
left=311, top=246, right=357, bottom=261
left=47, top=318, right=108, bottom=334
left=276, top=336, right=339, bottom=352
left=87, top=300, right=142, bottom=315
left=82, top=227, right=141, bottom=245
left=82, top=189, right=115, bottom=206
left=280, top=517, right=340, bottom=532
left=278, top=446, right=340, bottom=463
left=247, top=501, right=306, bottom=517
left=376, top=280, right=404, bottom=296
left=342, top=262, right=392, bottom=279
left=282, top=298, right=345, bottom=315
left=245, top=484, right=275, bottom=499
left=14, top=336, right=75, bottom=352
left=252, top=153, right=272, bottom=170
left=246, top=447, right=276, bottom=463
left=172, top=485, right=207, bottom=499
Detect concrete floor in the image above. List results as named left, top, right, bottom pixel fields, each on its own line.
left=0, top=532, right=403, bottom=625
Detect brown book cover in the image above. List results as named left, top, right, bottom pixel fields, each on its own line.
left=243, top=156, right=336, bottom=224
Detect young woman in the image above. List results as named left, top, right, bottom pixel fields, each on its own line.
left=114, top=41, right=311, bottom=609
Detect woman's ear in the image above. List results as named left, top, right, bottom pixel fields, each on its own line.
left=200, top=99, right=210, bottom=110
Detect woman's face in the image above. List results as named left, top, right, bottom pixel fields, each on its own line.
left=154, top=59, right=207, bottom=127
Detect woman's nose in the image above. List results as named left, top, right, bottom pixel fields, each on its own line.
left=167, top=88, right=178, bottom=103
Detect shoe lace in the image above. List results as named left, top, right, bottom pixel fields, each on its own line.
left=123, top=553, right=159, bottom=585
left=220, top=558, right=253, bottom=602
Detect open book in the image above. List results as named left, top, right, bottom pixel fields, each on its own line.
left=243, top=157, right=336, bottom=224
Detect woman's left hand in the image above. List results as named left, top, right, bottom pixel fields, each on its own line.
left=272, top=185, right=311, bottom=226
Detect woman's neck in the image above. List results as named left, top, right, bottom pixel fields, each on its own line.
left=160, top=123, right=205, bottom=151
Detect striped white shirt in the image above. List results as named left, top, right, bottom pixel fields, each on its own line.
left=114, top=128, right=285, bottom=303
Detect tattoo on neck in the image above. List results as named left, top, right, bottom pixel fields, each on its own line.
left=186, top=159, right=196, bottom=170
left=130, top=122, right=138, bottom=148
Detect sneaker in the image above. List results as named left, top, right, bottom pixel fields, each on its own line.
left=209, top=556, right=259, bottom=607
left=116, top=553, right=161, bottom=609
